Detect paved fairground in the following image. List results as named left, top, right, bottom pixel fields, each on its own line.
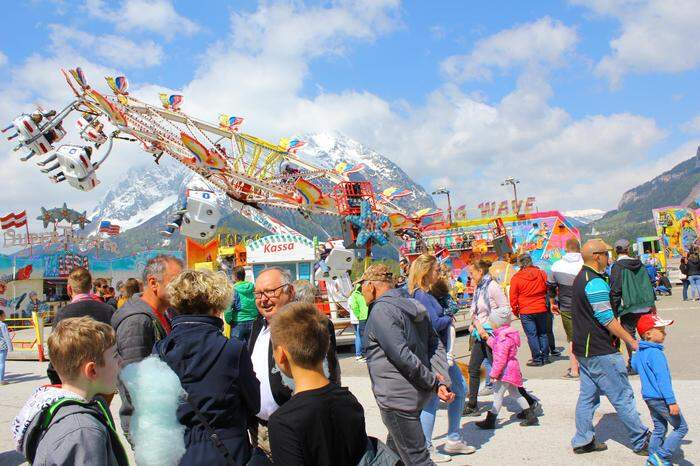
left=1, top=292, right=697, bottom=465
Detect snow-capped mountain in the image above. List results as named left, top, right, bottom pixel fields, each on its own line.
left=86, top=132, right=436, bottom=242
left=564, top=209, right=605, bottom=227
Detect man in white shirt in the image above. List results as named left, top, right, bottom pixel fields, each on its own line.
left=247, top=267, right=340, bottom=463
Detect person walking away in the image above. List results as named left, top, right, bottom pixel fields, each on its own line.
left=155, top=270, right=260, bottom=465
left=268, top=302, right=367, bottom=466
left=609, top=239, right=656, bottom=375
left=548, top=238, right=584, bottom=379
left=104, top=287, right=118, bottom=309
left=476, top=307, right=539, bottom=429
left=679, top=256, right=690, bottom=301
left=362, top=263, right=453, bottom=465
left=248, top=267, right=341, bottom=463
left=48, top=267, right=115, bottom=385
left=409, top=255, right=474, bottom=460
left=685, top=251, right=700, bottom=300
left=510, top=254, right=551, bottom=366
left=224, top=266, right=258, bottom=344
left=12, top=317, right=128, bottom=466
left=112, top=255, right=183, bottom=443
left=117, top=278, right=140, bottom=309
left=348, top=283, right=368, bottom=361
left=631, top=314, right=688, bottom=466
left=571, top=239, right=651, bottom=455
left=0, top=310, right=13, bottom=385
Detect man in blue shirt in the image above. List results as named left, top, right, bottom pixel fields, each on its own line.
left=571, top=239, right=651, bottom=455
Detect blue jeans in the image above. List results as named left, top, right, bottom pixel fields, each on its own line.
left=230, top=320, right=254, bottom=344
left=420, top=364, right=467, bottom=445
left=688, top=275, right=700, bottom=300
left=352, top=320, right=366, bottom=357
left=483, top=358, right=493, bottom=387
left=572, top=353, right=649, bottom=450
left=682, top=280, right=689, bottom=300
left=0, top=349, right=6, bottom=382
left=520, top=313, right=550, bottom=363
left=646, top=399, right=688, bottom=461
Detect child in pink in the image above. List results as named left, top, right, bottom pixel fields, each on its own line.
left=476, top=308, right=539, bottom=429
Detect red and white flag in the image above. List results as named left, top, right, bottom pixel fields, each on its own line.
left=1, top=211, right=27, bottom=230
left=107, top=224, right=121, bottom=237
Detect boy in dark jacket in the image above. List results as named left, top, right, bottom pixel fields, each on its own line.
left=155, top=270, right=260, bottom=466
left=632, top=314, right=688, bottom=466
left=12, top=317, right=128, bottom=466
left=269, top=302, right=367, bottom=466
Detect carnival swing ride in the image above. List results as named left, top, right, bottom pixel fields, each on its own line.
left=3, top=67, right=434, bottom=257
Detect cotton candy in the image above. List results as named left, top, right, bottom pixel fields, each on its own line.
left=121, top=356, right=186, bottom=466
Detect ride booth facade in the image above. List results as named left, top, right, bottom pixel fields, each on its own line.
left=246, top=234, right=318, bottom=283
left=402, top=210, right=580, bottom=289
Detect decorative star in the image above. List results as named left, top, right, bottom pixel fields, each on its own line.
left=345, top=200, right=390, bottom=247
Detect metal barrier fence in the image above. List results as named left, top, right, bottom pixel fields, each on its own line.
left=6, top=311, right=47, bottom=360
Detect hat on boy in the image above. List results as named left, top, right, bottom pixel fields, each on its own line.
left=637, top=313, right=674, bottom=336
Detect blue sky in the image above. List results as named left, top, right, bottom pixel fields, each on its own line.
left=1, top=0, right=699, bottom=217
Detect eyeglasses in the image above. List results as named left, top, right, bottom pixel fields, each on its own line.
left=592, top=251, right=609, bottom=256
left=254, top=284, right=289, bottom=299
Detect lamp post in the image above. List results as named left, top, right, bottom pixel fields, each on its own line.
left=432, top=187, right=452, bottom=226
left=501, top=177, right=520, bottom=215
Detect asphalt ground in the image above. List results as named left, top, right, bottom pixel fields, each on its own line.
left=0, top=293, right=697, bottom=465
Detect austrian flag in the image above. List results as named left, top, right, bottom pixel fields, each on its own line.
left=1, top=211, right=27, bottom=230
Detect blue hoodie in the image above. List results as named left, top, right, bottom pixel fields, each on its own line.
left=631, top=340, right=676, bottom=404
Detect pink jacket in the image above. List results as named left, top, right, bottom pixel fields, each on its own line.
left=487, top=326, right=524, bottom=387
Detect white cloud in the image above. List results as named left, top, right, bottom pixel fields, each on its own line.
left=681, top=115, right=700, bottom=134
left=572, top=0, right=700, bottom=87
left=0, top=51, right=7, bottom=67
left=85, top=0, right=199, bottom=39
left=49, top=25, right=164, bottom=68
left=441, top=16, right=578, bottom=81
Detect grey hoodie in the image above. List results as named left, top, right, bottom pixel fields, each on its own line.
left=364, top=288, right=450, bottom=412
left=13, top=386, right=128, bottom=466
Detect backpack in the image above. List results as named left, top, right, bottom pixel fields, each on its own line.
left=620, top=267, right=656, bottom=316
left=25, top=398, right=128, bottom=466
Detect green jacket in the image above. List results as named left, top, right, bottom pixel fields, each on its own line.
left=349, top=285, right=369, bottom=321
left=224, top=281, right=258, bottom=324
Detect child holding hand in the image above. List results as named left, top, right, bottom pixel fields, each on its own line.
left=476, top=308, right=539, bottom=429
left=632, top=314, right=688, bottom=466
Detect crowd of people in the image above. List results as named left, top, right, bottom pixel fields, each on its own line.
left=6, top=240, right=690, bottom=465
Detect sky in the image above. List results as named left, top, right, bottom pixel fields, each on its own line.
left=1, top=0, right=700, bottom=221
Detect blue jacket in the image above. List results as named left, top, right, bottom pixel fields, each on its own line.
left=154, top=314, right=261, bottom=465
left=412, top=289, right=452, bottom=345
left=631, top=340, right=676, bottom=404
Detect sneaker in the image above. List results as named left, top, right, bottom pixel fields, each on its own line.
left=646, top=452, right=672, bottom=466
left=0, top=381, right=7, bottom=385
left=354, top=355, right=363, bottom=361
left=573, top=438, right=608, bottom=454
left=561, top=369, right=579, bottom=380
left=443, top=439, right=476, bottom=455
left=550, top=349, right=562, bottom=357
left=428, top=446, right=452, bottom=463
left=478, top=385, right=494, bottom=396
left=462, top=404, right=481, bottom=416
left=526, top=360, right=544, bottom=367
left=634, top=431, right=652, bottom=456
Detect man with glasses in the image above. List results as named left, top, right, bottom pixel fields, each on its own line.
left=247, top=267, right=340, bottom=463
left=361, top=263, right=452, bottom=465
left=571, top=239, right=650, bottom=455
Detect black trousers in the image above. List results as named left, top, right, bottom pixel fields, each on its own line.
left=467, top=337, right=537, bottom=408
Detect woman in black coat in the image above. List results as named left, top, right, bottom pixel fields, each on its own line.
left=155, top=270, right=260, bottom=465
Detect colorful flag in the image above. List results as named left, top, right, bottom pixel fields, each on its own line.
left=1, top=211, right=27, bottom=229
left=107, top=224, right=121, bottom=236
left=99, top=220, right=112, bottom=233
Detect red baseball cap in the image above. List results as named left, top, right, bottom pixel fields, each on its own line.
left=637, top=314, right=674, bottom=336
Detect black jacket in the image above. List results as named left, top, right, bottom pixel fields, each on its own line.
left=248, top=313, right=341, bottom=410
left=47, top=299, right=115, bottom=384
left=155, top=314, right=260, bottom=466
left=111, top=295, right=167, bottom=440
left=686, top=256, right=700, bottom=276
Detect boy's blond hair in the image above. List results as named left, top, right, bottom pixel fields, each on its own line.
left=48, top=317, right=115, bottom=381
left=270, top=302, right=329, bottom=369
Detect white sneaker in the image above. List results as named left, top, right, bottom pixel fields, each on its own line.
left=443, top=439, right=476, bottom=455
left=478, top=385, right=494, bottom=396
left=355, top=356, right=366, bottom=362
left=428, top=446, right=452, bottom=463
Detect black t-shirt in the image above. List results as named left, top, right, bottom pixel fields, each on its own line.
left=268, top=383, right=367, bottom=466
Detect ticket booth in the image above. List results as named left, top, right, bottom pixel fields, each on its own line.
left=246, top=234, right=318, bottom=282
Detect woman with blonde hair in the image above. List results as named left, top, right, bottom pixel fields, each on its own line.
left=154, top=269, right=260, bottom=465
left=409, top=254, right=474, bottom=459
